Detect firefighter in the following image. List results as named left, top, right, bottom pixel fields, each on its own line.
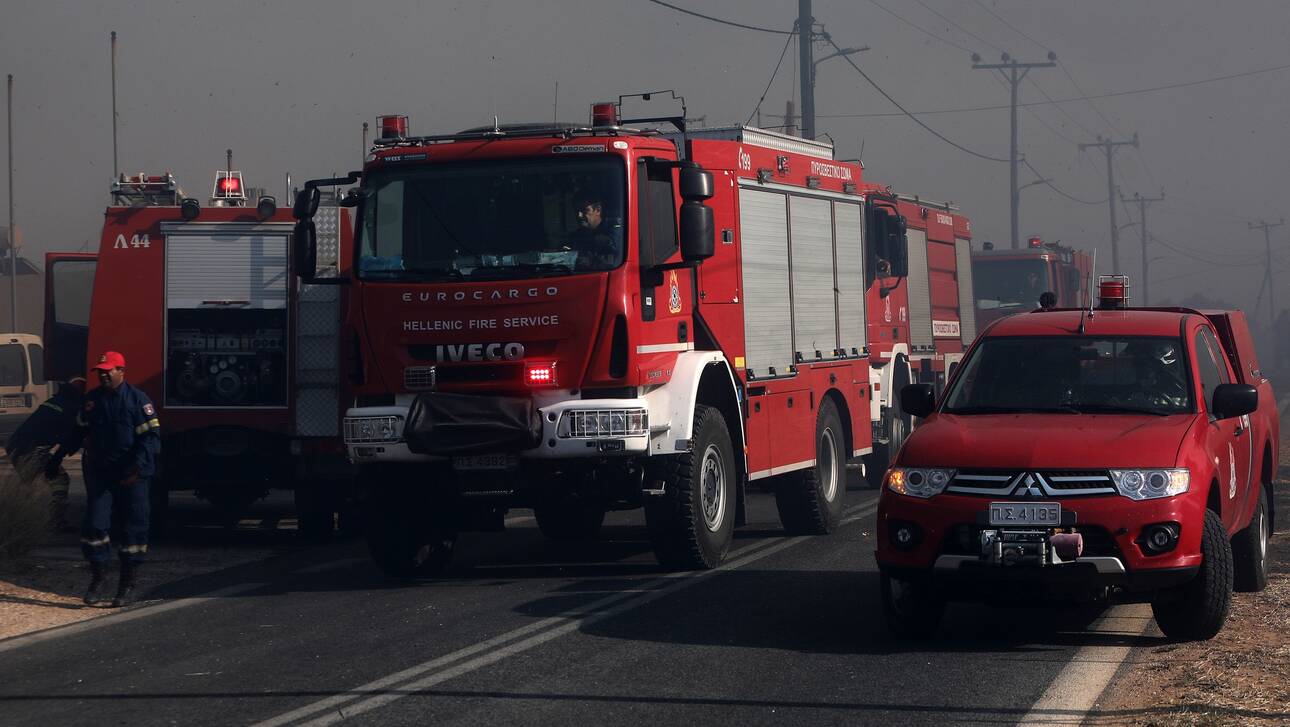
left=566, top=192, right=620, bottom=268
left=67, top=351, right=161, bottom=607
left=5, top=377, right=86, bottom=531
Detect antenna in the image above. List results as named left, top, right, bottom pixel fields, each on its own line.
left=1079, top=249, right=1096, bottom=334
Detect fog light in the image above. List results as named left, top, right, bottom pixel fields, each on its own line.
left=1138, top=522, right=1180, bottom=555
left=888, top=520, right=922, bottom=551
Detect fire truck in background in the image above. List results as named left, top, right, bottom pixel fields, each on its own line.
left=44, top=170, right=353, bottom=537
left=971, top=236, right=1092, bottom=329
left=290, top=97, right=974, bottom=575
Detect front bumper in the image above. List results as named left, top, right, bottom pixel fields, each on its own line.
left=344, top=396, right=651, bottom=463
left=875, top=489, right=1207, bottom=586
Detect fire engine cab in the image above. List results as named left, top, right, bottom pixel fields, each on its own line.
left=877, top=275, right=1278, bottom=641
left=291, top=97, right=976, bottom=575
left=44, top=170, right=353, bottom=535
left=971, top=236, right=1092, bottom=329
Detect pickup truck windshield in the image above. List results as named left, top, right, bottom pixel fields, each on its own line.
left=357, top=157, right=626, bottom=281
left=944, top=336, right=1193, bottom=415
left=972, top=259, right=1049, bottom=310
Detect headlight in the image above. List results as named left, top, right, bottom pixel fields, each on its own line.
left=886, top=468, right=955, bottom=499
left=1109, top=469, right=1189, bottom=500
left=344, top=415, right=404, bottom=443
left=557, top=408, right=648, bottom=438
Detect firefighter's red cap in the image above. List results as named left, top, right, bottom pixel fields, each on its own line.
left=92, top=351, right=126, bottom=371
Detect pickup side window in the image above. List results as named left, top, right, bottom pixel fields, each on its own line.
left=1194, top=328, right=1227, bottom=414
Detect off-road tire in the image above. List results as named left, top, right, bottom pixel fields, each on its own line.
left=881, top=571, right=944, bottom=640
left=644, top=405, right=736, bottom=570
left=1151, top=509, right=1233, bottom=641
left=1232, top=486, right=1270, bottom=593
left=365, top=490, right=457, bottom=578
left=865, top=361, right=911, bottom=488
left=775, top=398, right=846, bottom=534
left=534, top=503, right=607, bottom=541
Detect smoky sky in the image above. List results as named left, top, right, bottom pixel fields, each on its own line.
left=2, top=0, right=1288, bottom=316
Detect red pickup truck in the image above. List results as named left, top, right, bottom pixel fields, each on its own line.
left=876, top=279, right=1278, bottom=641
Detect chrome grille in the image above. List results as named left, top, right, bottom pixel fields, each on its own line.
left=403, top=366, right=436, bottom=391
left=948, top=470, right=1115, bottom=497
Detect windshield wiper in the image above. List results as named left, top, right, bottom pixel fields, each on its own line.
left=470, top=262, right=575, bottom=277
left=402, top=266, right=464, bottom=279
left=943, top=405, right=1080, bottom=415
left=1071, top=404, right=1173, bottom=417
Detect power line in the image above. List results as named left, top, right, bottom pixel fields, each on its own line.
left=826, top=36, right=1009, bottom=162
left=746, top=27, right=797, bottom=125
left=866, top=0, right=973, bottom=54
left=910, top=0, right=1001, bottom=53
left=818, top=60, right=1290, bottom=118
left=1022, top=158, right=1105, bottom=205
left=972, top=0, right=1049, bottom=53
left=643, top=0, right=793, bottom=35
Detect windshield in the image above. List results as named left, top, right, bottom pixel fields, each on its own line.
left=944, top=336, right=1193, bottom=416
left=357, top=157, right=626, bottom=281
left=972, top=259, right=1050, bottom=310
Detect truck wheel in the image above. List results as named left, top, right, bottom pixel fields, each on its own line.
left=295, top=482, right=336, bottom=544
left=644, top=404, right=735, bottom=570
left=881, top=572, right=944, bottom=640
left=1232, top=487, right=1270, bottom=593
left=534, top=503, right=606, bottom=541
left=775, top=398, right=846, bottom=535
left=365, top=491, right=457, bottom=578
left=1151, top=509, right=1233, bottom=641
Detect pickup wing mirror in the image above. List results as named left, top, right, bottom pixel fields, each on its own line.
left=900, top=383, right=937, bottom=419
left=1211, top=383, right=1258, bottom=420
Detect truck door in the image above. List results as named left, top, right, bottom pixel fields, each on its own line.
left=1195, top=326, right=1251, bottom=529
left=43, top=253, right=98, bottom=382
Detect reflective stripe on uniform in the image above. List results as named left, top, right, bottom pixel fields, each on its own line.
left=135, top=418, right=161, bottom=434
left=75, top=413, right=87, bottom=426
left=121, top=544, right=148, bottom=554
left=81, top=535, right=110, bottom=547
left=40, top=402, right=64, bottom=413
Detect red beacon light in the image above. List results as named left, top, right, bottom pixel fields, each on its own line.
left=524, top=361, right=559, bottom=387
left=1028, top=236, right=1044, bottom=248
left=378, top=114, right=409, bottom=140
left=590, top=102, right=618, bottom=127
left=1097, top=274, right=1130, bottom=309
left=211, top=170, right=246, bottom=207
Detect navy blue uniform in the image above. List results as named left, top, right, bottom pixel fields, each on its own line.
left=6, top=382, right=83, bottom=464
left=68, top=382, right=161, bottom=564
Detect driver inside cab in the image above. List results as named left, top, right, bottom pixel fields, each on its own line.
left=564, top=192, right=622, bottom=269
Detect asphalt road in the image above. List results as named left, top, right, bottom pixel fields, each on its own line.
left=0, top=476, right=1164, bottom=727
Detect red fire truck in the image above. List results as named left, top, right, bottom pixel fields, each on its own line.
left=971, top=236, right=1092, bottom=329
left=290, top=98, right=973, bottom=575
left=44, top=171, right=353, bottom=536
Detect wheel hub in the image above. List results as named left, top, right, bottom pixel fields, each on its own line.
left=700, top=444, right=726, bottom=532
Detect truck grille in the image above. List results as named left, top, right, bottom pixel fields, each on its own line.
left=948, top=470, right=1115, bottom=497
left=403, top=366, right=436, bottom=391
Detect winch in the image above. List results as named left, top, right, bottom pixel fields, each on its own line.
left=980, top=529, right=1084, bottom=566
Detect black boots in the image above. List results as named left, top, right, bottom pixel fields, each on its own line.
left=112, top=561, right=137, bottom=608
left=83, top=562, right=106, bottom=605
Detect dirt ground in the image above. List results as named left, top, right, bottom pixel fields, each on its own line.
left=0, top=454, right=301, bottom=641
left=1093, top=437, right=1290, bottom=726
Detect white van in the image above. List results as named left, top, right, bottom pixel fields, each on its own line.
left=0, top=333, right=51, bottom=444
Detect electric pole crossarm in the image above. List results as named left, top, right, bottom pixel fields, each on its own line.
left=972, top=54, right=1056, bottom=249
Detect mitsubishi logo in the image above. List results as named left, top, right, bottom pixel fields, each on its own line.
left=1013, top=473, right=1044, bottom=498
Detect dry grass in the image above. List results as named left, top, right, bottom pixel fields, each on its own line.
left=0, top=462, right=52, bottom=561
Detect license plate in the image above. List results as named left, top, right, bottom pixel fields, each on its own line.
left=0, top=395, right=23, bottom=408
left=988, top=502, right=1061, bottom=526
left=452, top=454, right=518, bottom=471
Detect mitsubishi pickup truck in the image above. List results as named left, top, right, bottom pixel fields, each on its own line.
left=875, top=277, right=1278, bottom=641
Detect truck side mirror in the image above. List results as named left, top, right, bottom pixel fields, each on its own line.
left=889, top=215, right=910, bottom=278
left=293, top=220, right=318, bottom=280
left=293, top=187, right=320, bottom=220
left=678, top=166, right=714, bottom=200
left=900, top=383, right=936, bottom=419
left=680, top=201, right=714, bottom=262
left=1211, top=383, right=1257, bottom=419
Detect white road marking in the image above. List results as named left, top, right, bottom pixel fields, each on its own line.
left=0, top=582, right=269, bottom=655
left=255, top=497, right=881, bottom=727
left=1016, top=603, right=1154, bottom=725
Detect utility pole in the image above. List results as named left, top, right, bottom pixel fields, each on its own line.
left=798, top=0, right=815, bottom=141
left=111, top=31, right=118, bottom=179
left=1122, top=190, right=1164, bottom=305
left=361, top=121, right=369, bottom=161
left=972, top=52, right=1056, bottom=249
left=1079, top=133, right=1139, bottom=273
left=783, top=99, right=797, bottom=137
left=7, top=74, right=15, bottom=333
left=1249, top=219, right=1284, bottom=324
